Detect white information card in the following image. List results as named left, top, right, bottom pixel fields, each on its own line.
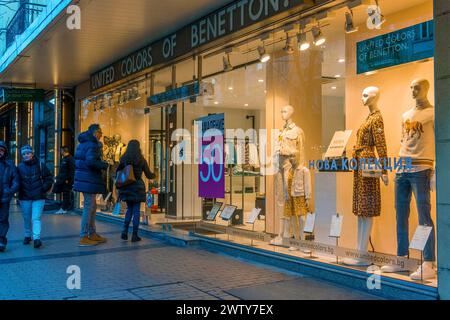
left=304, top=213, right=316, bottom=234
left=246, top=208, right=262, bottom=224
left=329, top=214, right=344, bottom=238
left=324, top=130, right=353, bottom=159
left=409, top=225, right=433, bottom=251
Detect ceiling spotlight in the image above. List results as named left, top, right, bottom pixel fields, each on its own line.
left=228, top=86, right=233, bottom=91
left=258, top=79, right=264, bottom=83
left=223, top=53, right=233, bottom=72
left=258, top=46, right=271, bottom=63
left=331, top=86, right=337, bottom=90
left=368, top=1, right=386, bottom=29
left=244, top=103, right=249, bottom=107
left=297, top=31, right=310, bottom=51
left=334, top=74, right=341, bottom=78
left=312, top=26, right=326, bottom=46
left=338, top=58, right=346, bottom=63
left=283, top=34, right=295, bottom=54
left=214, top=101, right=219, bottom=105
left=345, top=11, right=359, bottom=34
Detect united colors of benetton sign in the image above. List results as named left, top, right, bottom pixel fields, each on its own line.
left=90, top=0, right=317, bottom=91
left=357, top=20, right=434, bottom=74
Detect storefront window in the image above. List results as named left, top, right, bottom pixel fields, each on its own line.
left=79, top=0, right=436, bottom=287
left=179, top=0, right=436, bottom=287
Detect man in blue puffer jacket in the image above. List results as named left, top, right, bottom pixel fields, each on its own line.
left=0, top=141, right=20, bottom=252
left=74, top=124, right=109, bottom=246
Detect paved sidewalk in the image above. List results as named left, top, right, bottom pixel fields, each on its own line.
left=0, top=205, right=380, bottom=300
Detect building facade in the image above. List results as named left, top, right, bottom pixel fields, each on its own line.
left=1, top=0, right=449, bottom=300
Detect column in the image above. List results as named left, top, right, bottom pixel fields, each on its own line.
left=435, top=0, right=450, bottom=300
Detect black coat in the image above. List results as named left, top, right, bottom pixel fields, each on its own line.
left=0, top=159, right=20, bottom=204
left=17, top=158, right=53, bottom=201
left=54, top=155, right=75, bottom=193
left=116, top=157, right=155, bottom=203
left=73, top=131, right=108, bottom=194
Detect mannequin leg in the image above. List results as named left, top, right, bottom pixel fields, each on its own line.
left=289, top=216, right=300, bottom=251
left=358, top=217, right=373, bottom=253
left=344, top=216, right=373, bottom=266
left=270, top=217, right=289, bottom=246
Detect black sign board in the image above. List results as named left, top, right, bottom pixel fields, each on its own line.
left=90, top=0, right=317, bottom=91
left=0, top=88, right=45, bottom=103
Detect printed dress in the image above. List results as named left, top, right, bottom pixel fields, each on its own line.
left=352, top=110, right=388, bottom=218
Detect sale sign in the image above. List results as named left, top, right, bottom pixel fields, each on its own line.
left=196, top=114, right=225, bottom=199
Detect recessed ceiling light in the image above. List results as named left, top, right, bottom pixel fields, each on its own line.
left=338, top=58, right=345, bottom=63
left=258, top=79, right=264, bottom=83
left=214, top=101, right=219, bottom=105
left=228, top=86, right=233, bottom=91
left=365, top=71, right=378, bottom=76
left=334, top=74, right=341, bottom=78
left=331, top=86, right=337, bottom=90
left=244, top=103, right=249, bottom=107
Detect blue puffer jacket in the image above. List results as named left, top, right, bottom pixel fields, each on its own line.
left=73, top=131, right=108, bottom=194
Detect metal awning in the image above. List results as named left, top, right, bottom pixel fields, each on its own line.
left=0, top=0, right=233, bottom=90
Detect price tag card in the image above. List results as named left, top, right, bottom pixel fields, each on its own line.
left=206, top=202, right=223, bottom=221
left=324, top=130, right=353, bottom=159
left=246, top=208, right=262, bottom=224
left=329, top=214, right=344, bottom=238
left=220, top=205, right=237, bottom=221
left=304, top=213, right=316, bottom=234
left=410, top=225, right=433, bottom=251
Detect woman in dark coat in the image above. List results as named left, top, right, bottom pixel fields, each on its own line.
left=116, top=140, right=155, bottom=242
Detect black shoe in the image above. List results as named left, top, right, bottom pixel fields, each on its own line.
left=0, top=246, right=5, bottom=253
left=24, top=237, right=32, bottom=245
left=121, top=232, right=128, bottom=241
left=34, top=239, right=42, bottom=249
left=131, top=232, right=142, bottom=242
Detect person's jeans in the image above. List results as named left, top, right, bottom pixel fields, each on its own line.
left=80, top=193, right=97, bottom=238
left=20, top=200, right=45, bottom=240
left=124, top=201, right=141, bottom=232
left=395, top=169, right=436, bottom=261
left=61, top=190, right=74, bottom=211
left=0, top=202, right=10, bottom=246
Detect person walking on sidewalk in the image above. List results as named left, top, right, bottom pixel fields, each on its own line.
left=0, top=141, right=20, bottom=253
left=74, top=124, right=108, bottom=247
left=117, top=140, right=155, bottom=242
left=17, top=145, right=53, bottom=249
left=53, top=146, right=75, bottom=214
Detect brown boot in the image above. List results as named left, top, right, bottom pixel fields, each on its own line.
left=89, top=233, right=107, bottom=244
left=79, top=236, right=99, bottom=247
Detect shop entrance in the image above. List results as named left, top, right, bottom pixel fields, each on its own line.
left=146, top=103, right=178, bottom=219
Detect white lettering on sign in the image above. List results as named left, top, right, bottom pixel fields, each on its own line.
left=121, top=46, right=153, bottom=78
left=91, top=66, right=115, bottom=91
left=163, top=35, right=177, bottom=59
left=191, top=0, right=286, bottom=48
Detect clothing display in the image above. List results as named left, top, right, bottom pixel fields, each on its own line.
left=395, top=169, right=435, bottom=261
left=235, top=142, right=260, bottom=171
left=278, top=122, right=305, bottom=166
left=398, top=106, right=435, bottom=173
left=291, top=166, right=311, bottom=199
left=352, top=110, right=388, bottom=218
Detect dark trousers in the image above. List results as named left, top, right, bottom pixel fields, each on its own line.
left=61, top=190, right=74, bottom=211
left=0, top=202, right=10, bottom=246
left=124, top=201, right=141, bottom=232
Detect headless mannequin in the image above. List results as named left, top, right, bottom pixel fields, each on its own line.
left=270, top=105, right=307, bottom=246
left=344, top=87, right=389, bottom=266
left=381, top=79, right=436, bottom=279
